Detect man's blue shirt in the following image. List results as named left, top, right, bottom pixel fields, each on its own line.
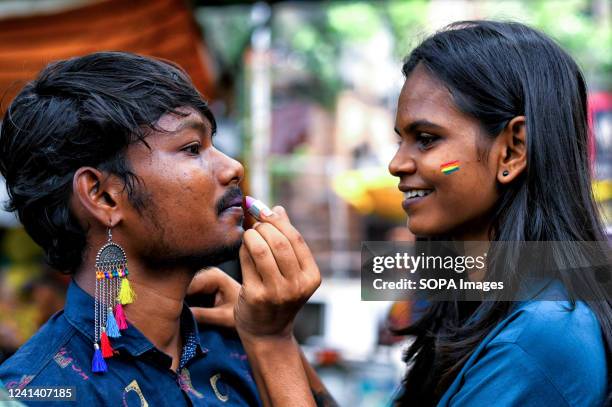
left=0, top=281, right=262, bottom=406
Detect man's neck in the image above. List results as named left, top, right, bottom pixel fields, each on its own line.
left=74, top=257, right=194, bottom=371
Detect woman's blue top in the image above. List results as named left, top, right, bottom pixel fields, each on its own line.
left=437, top=281, right=607, bottom=406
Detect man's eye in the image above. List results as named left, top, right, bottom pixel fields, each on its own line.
left=183, top=143, right=201, bottom=155
left=416, top=133, right=438, bottom=149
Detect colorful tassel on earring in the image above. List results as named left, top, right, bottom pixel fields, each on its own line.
left=100, top=330, right=114, bottom=358
left=92, top=344, right=107, bottom=373
left=106, top=308, right=121, bottom=338
left=118, top=278, right=135, bottom=305
left=114, top=303, right=128, bottom=330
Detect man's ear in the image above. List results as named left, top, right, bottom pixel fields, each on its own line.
left=496, top=116, right=527, bottom=184
left=72, top=167, right=125, bottom=228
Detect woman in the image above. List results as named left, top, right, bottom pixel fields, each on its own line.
left=388, top=20, right=610, bottom=406
left=190, top=20, right=610, bottom=406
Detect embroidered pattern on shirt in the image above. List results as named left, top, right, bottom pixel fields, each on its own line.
left=123, top=379, right=149, bottom=407
left=177, top=368, right=204, bottom=399
left=210, top=373, right=229, bottom=402
left=53, top=347, right=89, bottom=381
left=4, top=375, right=34, bottom=390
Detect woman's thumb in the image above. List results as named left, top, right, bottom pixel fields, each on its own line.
left=188, top=267, right=226, bottom=296
left=190, top=306, right=234, bottom=328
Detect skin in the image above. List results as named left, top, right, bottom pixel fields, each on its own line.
left=184, top=64, right=528, bottom=405
left=69, top=106, right=326, bottom=405
left=389, top=64, right=527, bottom=241
left=72, top=107, right=245, bottom=370
left=184, top=63, right=529, bottom=405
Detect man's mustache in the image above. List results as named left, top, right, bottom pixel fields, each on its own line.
left=215, top=186, right=244, bottom=215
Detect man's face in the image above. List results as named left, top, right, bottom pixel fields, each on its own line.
left=121, top=107, right=245, bottom=270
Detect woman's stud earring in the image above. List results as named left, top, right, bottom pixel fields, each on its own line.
left=502, top=170, right=509, bottom=176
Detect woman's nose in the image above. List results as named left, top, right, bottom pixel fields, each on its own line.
left=388, top=147, right=416, bottom=177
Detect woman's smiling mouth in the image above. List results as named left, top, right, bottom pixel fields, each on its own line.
left=400, top=187, right=434, bottom=211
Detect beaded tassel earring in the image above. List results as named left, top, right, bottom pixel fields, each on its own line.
left=91, top=226, right=135, bottom=373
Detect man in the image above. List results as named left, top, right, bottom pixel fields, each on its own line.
left=0, top=52, right=330, bottom=406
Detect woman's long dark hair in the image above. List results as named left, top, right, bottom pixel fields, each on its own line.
left=394, top=21, right=612, bottom=405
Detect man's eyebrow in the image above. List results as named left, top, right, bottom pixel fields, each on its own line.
left=172, top=118, right=214, bottom=136
left=394, top=119, right=445, bottom=135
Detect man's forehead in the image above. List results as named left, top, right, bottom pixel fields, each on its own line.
left=154, top=106, right=213, bottom=134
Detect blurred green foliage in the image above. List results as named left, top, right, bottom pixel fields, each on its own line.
left=197, top=0, right=610, bottom=108
left=274, top=0, right=610, bottom=106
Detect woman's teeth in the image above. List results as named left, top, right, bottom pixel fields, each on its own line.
left=404, top=189, right=433, bottom=199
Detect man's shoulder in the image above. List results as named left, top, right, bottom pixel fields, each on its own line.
left=0, top=311, right=90, bottom=389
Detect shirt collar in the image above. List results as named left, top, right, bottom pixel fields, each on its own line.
left=64, top=280, right=206, bottom=367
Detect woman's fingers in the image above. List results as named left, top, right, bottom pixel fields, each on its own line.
left=190, top=306, right=235, bottom=328
left=187, top=267, right=241, bottom=328
left=239, top=241, right=263, bottom=285
left=253, top=221, right=301, bottom=279
left=187, top=267, right=230, bottom=296
left=234, top=206, right=322, bottom=339
left=258, top=206, right=317, bottom=271
left=258, top=206, right=321, bottom=293
left=242, top=228, right=283, bottom=286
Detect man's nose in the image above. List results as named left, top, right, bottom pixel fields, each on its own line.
left=216, top=149, right=244, bottom=185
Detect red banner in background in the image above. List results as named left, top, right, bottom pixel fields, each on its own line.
left=0, top=0, right=216, bottom=115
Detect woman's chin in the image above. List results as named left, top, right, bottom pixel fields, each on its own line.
left=407, top=218, right=451, bottom=238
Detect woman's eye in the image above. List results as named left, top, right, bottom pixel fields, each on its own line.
left=183, top=143, right=201, bottom=155
left=416, top=133, right=438, bottom=149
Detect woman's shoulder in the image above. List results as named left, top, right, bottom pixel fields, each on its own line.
left=482, top=293, right=607, bottom=405
left=440, top=293, right=608, bottom=407
left=491, top=282, right=605, bottom=358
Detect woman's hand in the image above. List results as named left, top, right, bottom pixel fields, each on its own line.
left=188, top=267, right=240, bottom=329
left=236, top=205, right=322, bottom=407
left=236, top=205, right=321, bottom=342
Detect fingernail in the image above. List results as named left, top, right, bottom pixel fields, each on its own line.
left=262, top=207, right=274, bottom=217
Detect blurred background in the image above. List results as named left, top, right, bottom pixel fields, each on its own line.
left=0, top=0, right=609, bottom=405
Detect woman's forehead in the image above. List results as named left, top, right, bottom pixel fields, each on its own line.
left=397, top=68, right=463, bottom=125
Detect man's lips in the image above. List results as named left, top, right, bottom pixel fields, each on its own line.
left=220, top=196, right=243, bottom=212
left=229, top=196, right=243, bottom=208
left=219, top=198, right=244, bottom=222
left=217, top=186, right=244, bottom=214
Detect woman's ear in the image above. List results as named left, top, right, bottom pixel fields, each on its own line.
left=497, top=116, right=527, bottom=184
left=72, top=167, right=125, bottom=228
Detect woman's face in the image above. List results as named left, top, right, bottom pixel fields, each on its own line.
left=389, top=64, right=501, bottom=240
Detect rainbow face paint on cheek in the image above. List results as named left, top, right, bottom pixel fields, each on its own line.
left=440, top=160, right=460, bottom=175
left=245, top=196, right=273, bottom=220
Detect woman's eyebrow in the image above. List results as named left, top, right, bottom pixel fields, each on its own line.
left=395, top=119, right=446, bottom=135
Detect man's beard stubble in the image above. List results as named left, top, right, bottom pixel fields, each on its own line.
left=142, top=238, right=242, bottom=272
left=133, top=188, right=243, bottom=274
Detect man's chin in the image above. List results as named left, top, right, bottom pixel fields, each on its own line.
left=144, top=238, right=243, bottom=271
left=201, top=239, right=242, bottom=267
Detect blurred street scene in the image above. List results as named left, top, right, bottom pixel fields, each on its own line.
left=0, top=0, right=609, bottom=405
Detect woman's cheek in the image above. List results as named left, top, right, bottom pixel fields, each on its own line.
left=442, top=165, right=498, bottom=226
left=430, top=164, right=480, bottom=230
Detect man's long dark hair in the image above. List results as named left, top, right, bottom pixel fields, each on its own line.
left=394, top=21, right=611, bottom=405
left=0, top=52, right=215, bottom=273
